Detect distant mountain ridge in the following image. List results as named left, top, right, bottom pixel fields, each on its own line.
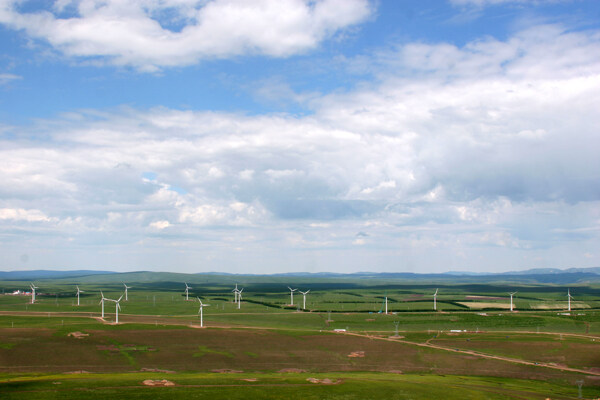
left=0, top=267, right=599, bottom=284
left=0, top=270, right=114, bottom=280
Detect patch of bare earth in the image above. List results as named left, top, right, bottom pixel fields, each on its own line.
left=212, top=369, right=243, bottom=373
left=348, top=351, right=365, bottom=358
left=142, top=379, right=175, bottom=387
left=241, top=378, right=258, bottom=382
left=387, top=370, right=403, bottom=374
left=63, top=370, right=91, bottom=374
left=67, top=332, right=89, bottom=339
left=279, top=368, right=307, bottom=373
left=307, top=378, right=340, bottom=385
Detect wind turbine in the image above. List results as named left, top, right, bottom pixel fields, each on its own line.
left=30, top=283, right=38, bottom=304
left=567, top=289, right=573, bottom=312
left=99, top=291, right=108, bottom=319
left=288, top=287, right=297, bottom=306
left=508, top=292, right=517, bottom=312
left=184, top=283, right=191, bottom=301
left=123, top=283, right=132, bottom=301
left=237, top=288, right=243, bottom=309
left=197, top=297, right=210, bottom=327
left=385, top=296, right=388, bottom=314
left=433, top=288, right=438, bottom=311
left=232, top=284, right=239, bottom=303
left=105, top=295, right=123, bottom=324
left=299, top=290, right=310, bottom=310
left=76, top=285, right=84, bottom=306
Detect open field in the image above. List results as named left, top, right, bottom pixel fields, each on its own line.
left=2, top=372, right=599, bottom=400
left=1, top=275, right=600, bottom=398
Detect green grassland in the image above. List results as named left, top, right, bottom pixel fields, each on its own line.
left=2, top=372, right=598, bottom=400
left=1, top=276, right=600, bottom=398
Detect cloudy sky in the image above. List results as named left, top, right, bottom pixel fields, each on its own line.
left=0, top=0, right=599, bottom=274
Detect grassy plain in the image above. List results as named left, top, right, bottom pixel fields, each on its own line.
left=2, top=372, right=596, bottom=400
left=1, top=276, right=600, bottom=398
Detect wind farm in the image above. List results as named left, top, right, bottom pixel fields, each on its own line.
left=1, top=270, right=600, bottom=399
left=0, top=0, right=599, bottom=398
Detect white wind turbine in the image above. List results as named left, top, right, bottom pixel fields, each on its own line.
left=30, top=283, right=38, bottom=304
left=76, top=285, right=84, bottom=306
left=237, top=288, right=243, bottom=309
left=123, top=283, right=132, bottom=301
left=433, top=288, right=438, bottom=311
left=197, top=297, right=210, bottom=327
left=105, top=295, right=123, bottom=324
left=184, top=283, right=191, bottom=301
left=232, top=284, right=240, bottom=303
left=508, top=292, right=517, bottom=312
left=288, top=287, right=297, bottom=306
left=99, top=291, right=108, bottom=318
left=299, top=290, right=310, bottom=310
left=567, top=289, right=573, bottom=312
left=385, top=296, right=388, bottom=314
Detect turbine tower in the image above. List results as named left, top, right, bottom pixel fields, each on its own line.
left=567, top=289, right=573, bottom=312
left=385, top=296, right=388, bottom=314
left=288, top=287, right=297, bottom=306
left=184, top=283, right=191, bottom=301
left=232, top=284, right=240, bottom=303
left=237, top=288, right=243, bottom=309
left=299, top=290, right=310, bottom=310
left=30, top=283, right=38, bottom=304
left=99, top=291, right=108, bottom=319
left=508, top=292, right=517, bottom=312
left=123, top=283, right=132, bottom=301
left=76, top=285, right=84, bottom=306
left=433, top=288, right=438, bottom=311
left=197, top=297, right=210, bottom=328
left=105, top=295, right=123, bottom=324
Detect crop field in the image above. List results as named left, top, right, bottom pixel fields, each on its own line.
left=1, top=276, right=600, bottom=398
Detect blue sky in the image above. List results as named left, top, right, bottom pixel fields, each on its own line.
left=0, top=0, right=599, bottom=274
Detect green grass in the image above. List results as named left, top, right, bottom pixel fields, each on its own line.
left=0, top=372, right=597, bottom=399
left=1, top=278, right=600, bottom=397
left=193, top=345, right=234, bottom=358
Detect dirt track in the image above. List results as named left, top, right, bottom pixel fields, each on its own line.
left=341, top=331, right=600, bottom=377
left=2, top=309, right=600, bottom=377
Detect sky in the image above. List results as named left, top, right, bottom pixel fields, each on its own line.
left=0, top=0, right=599, bottom=274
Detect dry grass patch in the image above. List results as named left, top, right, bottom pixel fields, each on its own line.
left=348, top=351, right=365, bottom=358
left=67, top=331, right=89, bottom=339
left=142, top=379, right=175, bottom=386
left=307, top=377, right=340, bottom=384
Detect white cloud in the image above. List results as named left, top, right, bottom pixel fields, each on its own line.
left=0, top=208, right=53, bottom=222
left=1, top=22, right=599, bottom=272
left=0, top=73, right=21, bottom=85
left=149, top=220, right=170, bottom=230
left=0, top=0, right=373, bottom=71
